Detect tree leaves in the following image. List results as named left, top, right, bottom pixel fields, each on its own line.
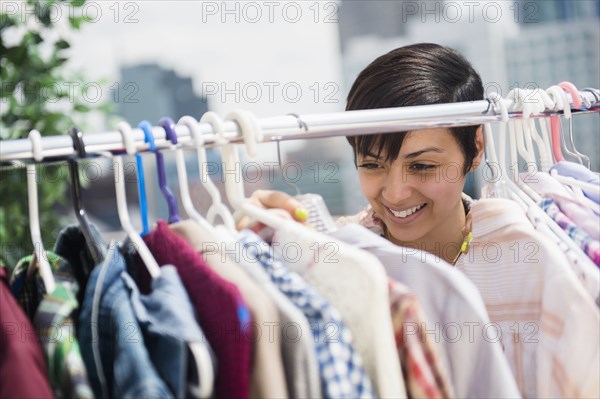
left=0, top=0, right=103, bottom=268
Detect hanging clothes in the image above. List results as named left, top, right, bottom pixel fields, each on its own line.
left=270, top=222, right=407, bottom=399
left=78, top=243, right=174, bottom=399
left=10, top=252, right=93, bottom=399
left=239, top=229, right=375, bottom=399
left=455, top=198, right=600, bottom=399
left=550, top=161, right=600, bottom=203
left=331, top=224, right=521, bottom=399
left=388, top=279, right=454, bottom=399
left=0, top=266, right=55, bottom=399
left=141, top=220, right=253, bottom=399
left=170, top=219, right=289, bottom=399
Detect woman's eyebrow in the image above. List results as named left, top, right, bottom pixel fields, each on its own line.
left=402, top=147, right=445, bottom=159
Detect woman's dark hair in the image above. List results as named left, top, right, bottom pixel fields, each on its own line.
left=346, top=43, right=483, bottom=174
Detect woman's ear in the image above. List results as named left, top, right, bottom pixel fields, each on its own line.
left=470, top=126, right=485, bottom=171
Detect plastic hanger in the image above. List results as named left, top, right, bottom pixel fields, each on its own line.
left=112, top=122, right=161, bottom=278
left=134, top=122, right=151, bottom=236
left=546, top=85, right=567, bottom=163
left=546, top=85, right=583, bottom=164
left=507, top=89, right=538, bottom=175
left=27, top=130, right=56, bottom=293
left=221, top=109, right=289, bottom=230
left=67, top=126, right=105, bottom=266
left=194, top=112, right=237, bottom=231
left=558, top=81, right=591, bottom=168
left=532, top=88, right=556, bottom=171
left=145, top=118, right=180, bottom=224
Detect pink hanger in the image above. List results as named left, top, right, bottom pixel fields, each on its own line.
left=548, top=82, right=582, bottom=163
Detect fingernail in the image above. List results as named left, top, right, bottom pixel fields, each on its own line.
left=294, top=208, right=308, bottom=222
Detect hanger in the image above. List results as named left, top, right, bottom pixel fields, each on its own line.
left=26, top=130, right=56, bottom=293
left=68, top=126, right=105, bottom=266
left=507, top=89, right=538, bottom=176
left=177, top=114, right=236, bottom=232
left=221, top=109, right=290, bottom=230
left=558, top=81, right=591, bottom=168
left=134, top=122, right=151, bottom=236
left=114, top=122, right=161, bottom=278
left=546, top=85, right=583, bottom=164
left=546, top=86, right=566, bottom=163
left=143, top=118, right=180, bottom=224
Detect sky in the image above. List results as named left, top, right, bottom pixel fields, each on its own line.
left=65, top=1, right=345, bottom=118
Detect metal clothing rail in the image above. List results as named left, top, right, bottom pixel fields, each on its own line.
left=1, top=91, right=599, bottom=164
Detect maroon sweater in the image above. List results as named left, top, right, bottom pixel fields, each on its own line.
left=142, top=220, right=252, bottom=399
left=0, top=267, right=55, bottom=399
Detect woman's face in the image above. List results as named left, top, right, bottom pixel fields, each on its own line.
left=357, top=128, right=480, bottom=246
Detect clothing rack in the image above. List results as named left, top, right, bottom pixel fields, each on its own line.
left=1, top=91, right=599, bottom=164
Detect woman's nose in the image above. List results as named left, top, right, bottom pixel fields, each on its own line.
left=381, top=172, right=413, bottom=204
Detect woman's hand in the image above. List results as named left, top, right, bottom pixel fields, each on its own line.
left=236, top=189, right=308, bottom=230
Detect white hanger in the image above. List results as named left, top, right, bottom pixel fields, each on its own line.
left=533, top=88, right=556, bottom=172
left=114, top=122, right=161, bottom=278
left=191, top=113, right=237, bottom=231
left=507, top=88, right=538, bottom=174
left=167, top=116, right=212, bottom=231
left=27, top=130, right=56, bottom=293
left=221, top=109, right=288, bottom=229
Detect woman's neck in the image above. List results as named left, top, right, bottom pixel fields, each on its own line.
left=387, top=198, right=467, bottom=265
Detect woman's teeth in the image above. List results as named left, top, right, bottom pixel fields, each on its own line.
left=390, top=204, right=425, bottom=218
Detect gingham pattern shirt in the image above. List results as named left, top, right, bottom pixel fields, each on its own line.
left=540, top=198, right=600, bottom=266
left=239, top=230, right=375, bottom=399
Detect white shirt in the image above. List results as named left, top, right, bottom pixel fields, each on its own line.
left=272, top=222, right=407, bottom=399
left=332, top=224, right=521, bottom=399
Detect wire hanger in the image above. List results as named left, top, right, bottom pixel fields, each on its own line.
left=27, top=130, right=56, bottom=293
left=113, top=122, right=161, bottom=278
left=68, top=126, right=105, bottom=266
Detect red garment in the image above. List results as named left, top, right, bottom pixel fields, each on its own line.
left=0, top=267, right=55, bottom=399
left=142, top=220, right=252, bottom=399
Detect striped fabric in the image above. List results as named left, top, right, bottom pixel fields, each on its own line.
left=540, top=198, right=600, bottom=266
left=455, top=199, right=600, bottom=399
left=388, top=279, right=453, bottom=399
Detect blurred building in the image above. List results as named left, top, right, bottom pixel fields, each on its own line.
left=336, top=0, right=600, bottom=195
left=117, top=64, right=208, bottom=124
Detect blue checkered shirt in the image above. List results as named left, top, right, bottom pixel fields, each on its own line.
left=239, top=230, right=375, bottom=399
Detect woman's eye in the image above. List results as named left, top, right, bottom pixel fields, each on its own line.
left=409, top=163, right=437, bottom=171
left=358, top=163, right=382, bottom=170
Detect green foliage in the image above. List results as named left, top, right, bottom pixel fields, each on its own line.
left=0, top=0, right=104, bottom=268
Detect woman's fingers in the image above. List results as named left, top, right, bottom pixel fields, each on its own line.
left=236, top=190, right=308, bottom=230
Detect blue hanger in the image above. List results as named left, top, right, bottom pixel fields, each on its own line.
left=136, top=121, right=153, bottom=235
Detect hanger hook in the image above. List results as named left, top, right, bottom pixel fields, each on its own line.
left=69, top=126, right=87, bottom=159
left=117, top=121, right=137, bottom=155
left=558, top=82, right=589, bottom=167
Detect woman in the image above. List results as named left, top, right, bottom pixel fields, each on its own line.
left=243, top=43, right=484, bottom=265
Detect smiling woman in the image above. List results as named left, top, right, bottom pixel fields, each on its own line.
left=245, top=43, right=485, bottom=265
left=342, top=43, right=485, bottom=264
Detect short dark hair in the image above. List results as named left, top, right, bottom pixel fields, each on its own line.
left=346, top=43, right=483, bottom=174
